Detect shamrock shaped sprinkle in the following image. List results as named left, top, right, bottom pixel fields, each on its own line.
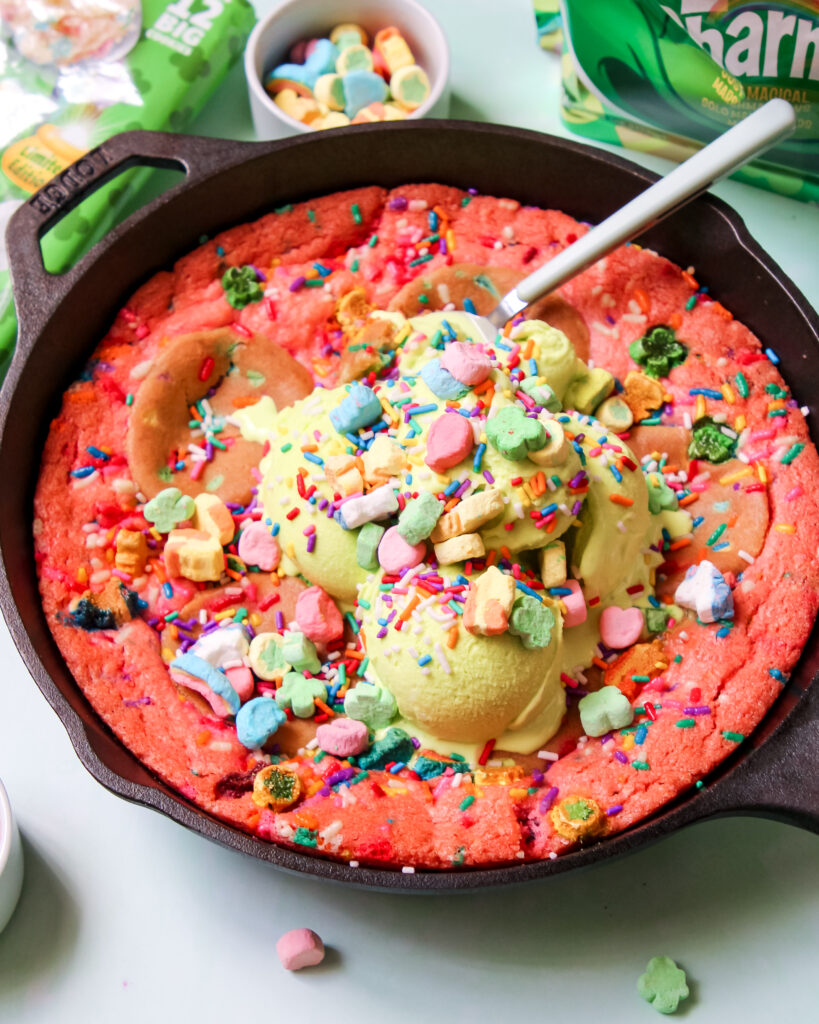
left=144, top=487, right=195, bottom=533
left=274, top=671, right=328, bottom=718
left=688, top=416, right=738, bottom=464
left=509, top=594, right=555, bottom=650
left=629, top=324, right=688, bottom=379
left=486, top=406, right=547, bottom=461
left=637, top=956, right=690, bottom=1015
left=221, top=265, right=263, bottom=310
left=578, top=684, right=634, bottom=737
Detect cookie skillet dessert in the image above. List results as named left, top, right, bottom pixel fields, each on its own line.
left=34, top=182, right=819, bottom=869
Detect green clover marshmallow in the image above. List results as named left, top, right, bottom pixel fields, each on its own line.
left=486, top=406, right=547, bottom=461
left=144, top=487, right=195, bottom=533
left=637, top=956, right=690, bottom=1015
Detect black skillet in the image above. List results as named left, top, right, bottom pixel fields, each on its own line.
left=1, top=124, right=817, bottom=891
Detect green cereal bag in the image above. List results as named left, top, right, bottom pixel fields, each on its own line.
left=0, top=0, right=256, bottom=375
left=548, top=0, right=818, bottom=202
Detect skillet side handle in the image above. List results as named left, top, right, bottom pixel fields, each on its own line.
left=695, top=676, right=819, bottom=833
left=5, top=130, right=255, bottom=355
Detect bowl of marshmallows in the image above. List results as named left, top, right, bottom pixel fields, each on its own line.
left=245, top=0, right=451, bottom=139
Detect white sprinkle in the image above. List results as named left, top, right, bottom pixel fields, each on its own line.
left=738, top=550, right=755, bottom=564
left=402, top=865, right=416, bottom=874
left=434, top=643, right=451, bottom=674
left=130, top=359, right=153, bottom=379
left=349, top=860, right=360, bottom=868
left=537, top=750, right=559, bottom=761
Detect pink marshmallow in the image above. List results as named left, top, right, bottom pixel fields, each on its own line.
left=237, top=521, right=280, bottom=571
left=276, top=928, right=325, bottom=971
left=440, top=342, right=492, bottom=386
left=316, top=717, right=369, bottom=756
left=425, top=413, right=474, bottom=474
left=600, top=606, right=644, bottom=650
left=377, top=525, right=426, bottom=573
left=225, top=664, right=255, bottom=703
left=562, top=579, right=587, bottom=628
left=169, top=671, right=233, bottom=718
left=295, top=586, right=344, bottom=644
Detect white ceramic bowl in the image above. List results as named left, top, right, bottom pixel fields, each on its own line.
left=244, top=0, right=451, bottom=140
left=0, top=779, right=23, bottom=934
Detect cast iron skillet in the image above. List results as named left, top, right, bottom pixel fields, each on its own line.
left=2, top=124, right=818, bottom=891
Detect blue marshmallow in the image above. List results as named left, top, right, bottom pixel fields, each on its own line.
left=342, top=69, right=388, bottom=118
left=420, top=358, right=470, bottom=400
left=169, top=653, right=240, bottom=715
left=235, top=697, right=287, bottom=749
left=330, top=382, right=382, bottom=434
left=271, top=38, right=339, bottom=89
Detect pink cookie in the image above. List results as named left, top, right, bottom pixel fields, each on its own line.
left=296, top=586, right=344, bottom=644
left=237, top=521, right=281, bottom=571
left=276, top=928, right=325, bottom=971
left=225, top=664, right=255, bottom=703
left=378, top=525, right=426, bottom=573
left=562, top=580, right=587, bottom=627
left=600, top=605, right=644, bottom=649
left=425, top=413, right=474, bottom=474
left=440, top=342, right=492, bottom=386
left=316, top=717, right=369, bottom=756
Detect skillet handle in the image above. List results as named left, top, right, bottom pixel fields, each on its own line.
left=6, top=130, right=258, bottom=355
left=694, top=671, right=819, bottom=833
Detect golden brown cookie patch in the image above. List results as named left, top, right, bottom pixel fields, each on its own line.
left=127, top=329, right=312, bottom=506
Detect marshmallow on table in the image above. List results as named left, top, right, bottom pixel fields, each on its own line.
left=434, top=532, right=485, bottom=566
left=339, top=483, right=398, bottom=529
left=463, top=565, right=516, bottom=636
left=430, top=487, right=504, bottom=542
left=276, top=929, right=325, bottom=971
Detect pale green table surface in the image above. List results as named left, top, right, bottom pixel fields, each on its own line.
left=1, top=2, right=817, bottom=1022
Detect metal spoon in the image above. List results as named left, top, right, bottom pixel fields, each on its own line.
left=467, top=99, right=796, bottom=343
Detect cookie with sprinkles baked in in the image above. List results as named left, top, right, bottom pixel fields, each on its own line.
left=33, top=182, right=819, bottom=868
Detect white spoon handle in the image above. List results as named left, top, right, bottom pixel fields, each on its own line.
left=515, top=99, right=796, bottom=305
